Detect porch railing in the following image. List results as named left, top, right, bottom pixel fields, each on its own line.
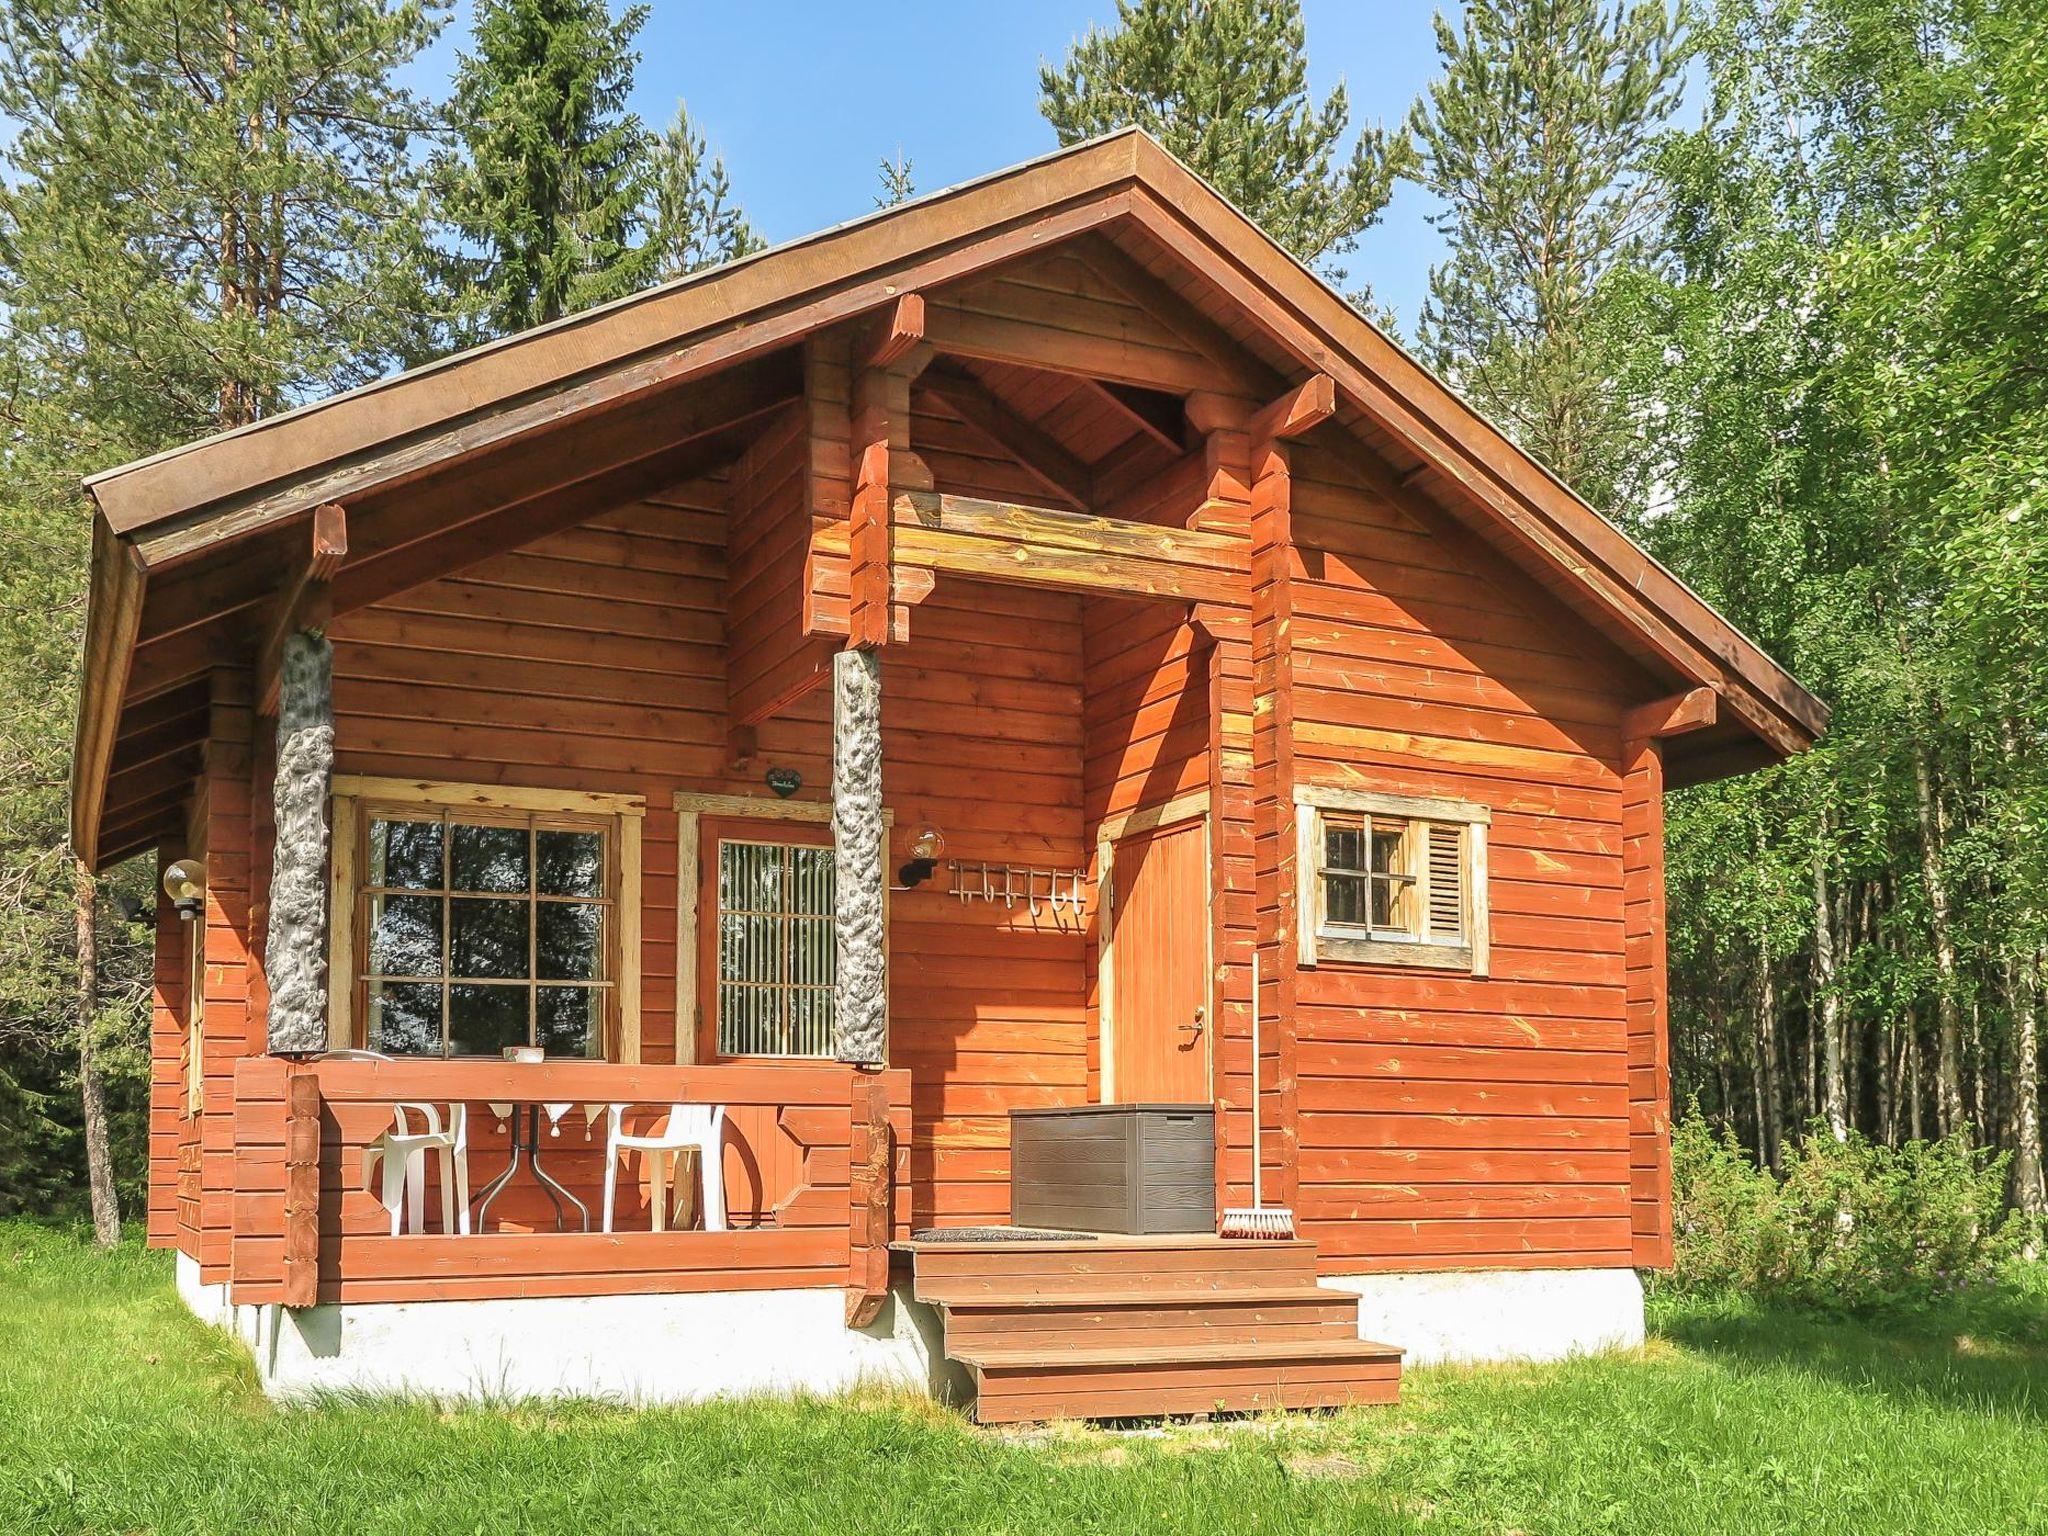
left=228, top=1056, right=909, bottom=1311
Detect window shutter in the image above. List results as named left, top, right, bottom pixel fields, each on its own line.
left=1426, top=822, right=1464, bottom=941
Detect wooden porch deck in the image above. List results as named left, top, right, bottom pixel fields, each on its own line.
left=896, top=1233, right=1402, bottom=1422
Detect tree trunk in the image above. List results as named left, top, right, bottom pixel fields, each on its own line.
left=1907, top=1015, right=1924, bottom=1141
left=1756, top=955, right=1781, bottom=1170
left=74, top=858, right=121, bottom=1247
left=2010, top=947, right=2045, bottom=1220
left=1814, top=839, right=1847, bottom=1140
left=1911, top=742, right=1967, bottom=1137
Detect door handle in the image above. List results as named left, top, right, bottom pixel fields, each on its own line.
left=1179, top=1006, right=1206, bottom=1038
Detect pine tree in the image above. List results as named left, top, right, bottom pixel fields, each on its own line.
left=0, top=0, right=446, bottom=1228
left=1039, top=0, right=1410, bottom=280
left=443, top=0, right=655, bottom=332
left=647, top=102, right=765, bottom=280
left=1408, top=0, right=1689, bottom=509
left=876, top=149, right=916, bottom=208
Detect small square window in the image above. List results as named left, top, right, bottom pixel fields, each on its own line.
left=1297, top=790, right=1489, bottom=974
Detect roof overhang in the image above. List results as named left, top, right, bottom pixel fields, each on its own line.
left=70, top=128, right=1825, bottom=867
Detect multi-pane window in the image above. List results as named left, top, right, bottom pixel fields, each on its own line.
left=714, top=838, right=836, bottom=1057
left=1297, top=787, right=1489, bottom=973
left=359, top=810, right=613, bottom=1058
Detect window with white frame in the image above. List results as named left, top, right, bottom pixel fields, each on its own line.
left=1295, top=786, right=1490, bottom=973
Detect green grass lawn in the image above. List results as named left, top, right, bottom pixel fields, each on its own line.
left=1, top=1223, right=2043, bottom=1535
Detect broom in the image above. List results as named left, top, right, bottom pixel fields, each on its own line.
left=1218, top=951, right=1297, bottom=1239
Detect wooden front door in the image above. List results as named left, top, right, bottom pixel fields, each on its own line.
left=1106, top=815, right=1212, bottom=1102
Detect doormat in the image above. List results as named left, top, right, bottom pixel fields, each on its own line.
left=910, top=1226, right=1098, bottom=1243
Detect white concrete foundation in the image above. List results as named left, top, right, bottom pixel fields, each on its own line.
left=1323, top=1267, right=1645, bottom=1367
left=175, top=1253, right=959, bottom=1405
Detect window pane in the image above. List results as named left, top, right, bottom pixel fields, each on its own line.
left=1371, top=874, right=1399, bottom=930
left=716, top=840, right=836, bottom=1057
left=368, top=893, right=442, bottom=977
left=451, top=897, right=530, bottom=978
left=1325, top=821, right=1366, bottom=873
left=449, top=983, right=528, bottom=1056
left=538, top=986, right=602, bottom=1058
left=370, top=818, right=442, bottom=890
left=537, top=901, right=601, bottom=981
left=1325, top=871, right=1370, bottom=928
left=371, top=981, right=442, bottom=1055
left=451, top=823, right=528, bottom=893
left=787, top=847, right=835, bottom=912
left=1371, top=824, right=1408, bottom=876
left=537, top=830, right=603, bottom=897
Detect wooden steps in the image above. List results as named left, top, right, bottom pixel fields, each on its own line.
left=899, top=1234, right=1402, bottom=1423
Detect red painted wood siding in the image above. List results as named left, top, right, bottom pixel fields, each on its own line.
left=1284, top=436, right=1650, bottom=1273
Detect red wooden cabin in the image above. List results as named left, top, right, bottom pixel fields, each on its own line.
left=71, top=132, right=1823, bottom=1420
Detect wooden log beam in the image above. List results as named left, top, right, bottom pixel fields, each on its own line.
left=257, top=503, right=347, bottom=716
left=925, top=300, right=1226, bottom=395
left=864, top=489, right=1248, bottom=605
left=845, top=1067, right=892, bottom=1327
left=1624, top=686, right=1719, bottom=742
left=919, top=364, right=1094, bottom=508
left=281, top=1063, right=321, bottom=1307
left=847, top=368, right=902, bottom=649
left=1246, top=434, right=1302, bottom=1210
left=1247, top=373, right=1336, bottom=442
left=69, top=527, right=146, bottom=869
left=857, top=293, right=927, bottom=372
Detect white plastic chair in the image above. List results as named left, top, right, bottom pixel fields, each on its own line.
left=330, top=1049, right=472, bottom=1236
left=602, top=1103, right=727, bottom=1234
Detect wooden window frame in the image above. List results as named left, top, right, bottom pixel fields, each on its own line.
left=671, top=793, right=892, bottom=1064
left=327, top=777, right=645, bottom=1061
left=1294, top=785, right=1490, bottom=975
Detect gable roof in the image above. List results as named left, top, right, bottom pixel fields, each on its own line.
left=72, top=128, right=1825, bottom=867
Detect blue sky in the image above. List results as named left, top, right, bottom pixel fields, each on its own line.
left=415, top=2, right=1456, bottom=333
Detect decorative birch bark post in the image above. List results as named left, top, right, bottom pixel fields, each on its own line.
left=833, top=645, right=888, bottom=1063
left=264, top=631, right=335, bottom=1055
left=833, top=645, right=891, bottom=1323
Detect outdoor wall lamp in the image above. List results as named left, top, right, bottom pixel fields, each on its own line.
left=897, top=823, right=947, bottom=888
left=162, top=859, right=207, bottom=921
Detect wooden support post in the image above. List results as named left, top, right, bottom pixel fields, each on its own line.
left=258, top=503, right=347, bottom=716
left=832, top=648, right=887, bottom=1066
left=1623, top=734, right=1674, bottom=1267
left=845, top=1067, right=893, bottom=1327
left=281, top=1062, right=321, bottom=1308
left=264, top=632, right=334, bottom=1055
left=1247, top=433, right=1302, bottom=1212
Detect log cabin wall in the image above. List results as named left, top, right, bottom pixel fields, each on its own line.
left=321, top=477, right=1092, bottom=1231
left=178, top=671, right=257, bottom=1280
left=146, top=848, right=184, bottom=1247
left=1283, top=435, right=1644, bottom=1274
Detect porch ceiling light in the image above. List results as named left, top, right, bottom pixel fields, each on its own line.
left=162, top=859, right=207, bottom=921
left=898, top=824, right=947, bottom=889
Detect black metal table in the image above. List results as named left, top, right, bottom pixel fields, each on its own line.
left=471, top=1102, right=590, bottom=1232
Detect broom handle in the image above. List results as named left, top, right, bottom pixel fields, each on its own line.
left=1250, top=949, right=1262, bottom=1212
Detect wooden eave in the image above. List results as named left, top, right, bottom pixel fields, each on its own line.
left=70, top=128, right=1824, bottom=868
